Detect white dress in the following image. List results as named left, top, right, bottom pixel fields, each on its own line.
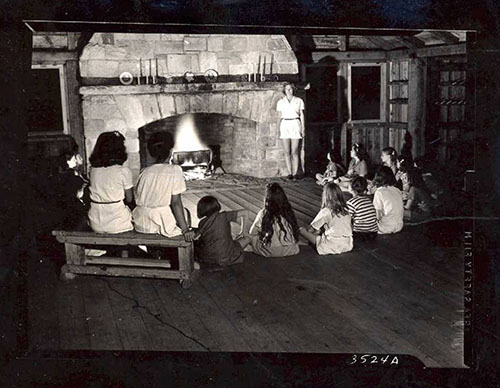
left=373, top=186, right=404, bottom=234
left=276, top=96, right=304, bottom=139
left=132, top=164, right=187, bottom=237
left=88, top=165, right=134, bottom=234
left=310, top=208, right=353, bottom=255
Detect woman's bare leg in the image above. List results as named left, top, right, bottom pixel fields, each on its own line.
left=281, top=138, right=292, bottom=176
left=291, top=138, right=300, bottom=176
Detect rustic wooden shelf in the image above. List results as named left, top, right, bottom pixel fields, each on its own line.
left=389, top=98, right=409, bottom=104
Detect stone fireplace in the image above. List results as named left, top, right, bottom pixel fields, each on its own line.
left=79, top=33, right=300, bottom=179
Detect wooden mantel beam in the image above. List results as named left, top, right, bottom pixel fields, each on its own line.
left=395, top=36, right=426, bottom=49
left=428, top=31, right=460, bottom=45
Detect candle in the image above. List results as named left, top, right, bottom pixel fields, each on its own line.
left=140, top=58, right=143, bottom=77
left=257, top=55, right=261, bottom=82
left=263, top=55, right=266, bottom=76
left=156, top=57, right=159, bottom=78
left=270, top=54, right=273, bottom=75
left=152, top=60, right=156, bottom=84
left=253, top=63, right=257, bottom=83
left=137, top=63, right=141, bottom=85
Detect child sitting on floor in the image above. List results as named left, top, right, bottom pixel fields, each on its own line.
left=346, top=176, right=378, bottom=242
left=335, top=142, right=368, bottom=191
left=372, top=166, right=404, bottom=234
left=396, top=156, right=433, bottom=212
left=194, top=196, right=251, bottom=267
left=380, top=147, right=398, bottom=176
left=299, top=182, right=353, bottom=255
left=315, top=149, right=345, bottom=186
left=249, top=183, right=300, bottom=257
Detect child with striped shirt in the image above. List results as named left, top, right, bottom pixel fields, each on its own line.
left=346, top=176, right=378, bottom=242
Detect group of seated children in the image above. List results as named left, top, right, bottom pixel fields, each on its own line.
left=316, top=143, right=435, bottom=213
left=80, top=131, right=433, bottom=269
left=83, top=131, right=301, bottom=268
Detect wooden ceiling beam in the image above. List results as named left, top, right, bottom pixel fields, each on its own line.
left=395, top=36, right=426, bottom=49
left=387, top=43, right=466, bottom=59
left=428, top=31, right=460, bottom=45
left=362, top=36, right=394, bottom=51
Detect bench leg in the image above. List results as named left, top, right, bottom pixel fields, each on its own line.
left=64, top=243, right=85, bottom=265
left=178, top=243, right=199, bottom=288
left=178, top=244, right=194, bottom=274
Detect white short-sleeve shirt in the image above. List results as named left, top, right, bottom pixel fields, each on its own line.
left=88, top=165, right=134, bottom=234
left=132, top=164, right=187, bottom=237
left=373, top=186, right=404, bottom=234
left=276, top=96, right=304, bottom=119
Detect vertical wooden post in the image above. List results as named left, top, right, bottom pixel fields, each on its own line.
left=408, top=57, right=427, bottom=159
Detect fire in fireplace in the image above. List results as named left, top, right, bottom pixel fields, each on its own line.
left=171, top=149, right=213, bottom=180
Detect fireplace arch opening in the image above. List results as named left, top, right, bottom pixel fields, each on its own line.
left=139, top=113, right=258, bottom=176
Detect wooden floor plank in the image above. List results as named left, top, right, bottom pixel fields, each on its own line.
left=81, top=277, right=123, bottom=350
left=198, top=268, right=287, bottom=353
left=241, top=256, right=354, bottom=353
left=153, top=279, right=219, bottom=351
left=28, top=258, right=61, bottom=351
left=58, top=278, right=91, bottom=350
left=104, top=278, right=156, bottom=351
left=178, top=274, right=253, bottom=352
left=127, top=278, right=193, bottom=351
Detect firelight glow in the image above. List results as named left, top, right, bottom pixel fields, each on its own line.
left=173, top=114, right=208, bottom=152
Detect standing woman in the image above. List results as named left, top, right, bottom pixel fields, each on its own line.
left=276, top=82, right=305, bottom=180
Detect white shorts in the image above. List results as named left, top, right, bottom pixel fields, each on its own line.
left=279, top=119, right=302, bottom=139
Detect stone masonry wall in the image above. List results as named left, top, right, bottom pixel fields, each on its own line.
left=80, top=33, right=298, bottom=77
left=81, top=84, right=287, bottom=180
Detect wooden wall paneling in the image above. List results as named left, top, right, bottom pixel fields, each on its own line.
left=408, top=57, right=427, bottom=158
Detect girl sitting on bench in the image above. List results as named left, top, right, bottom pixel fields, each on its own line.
left=87, top=131, right=135, bottom=234
left=133, top=131, right=195, bottom=242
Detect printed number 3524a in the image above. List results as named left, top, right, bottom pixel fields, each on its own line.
left=348, top=355, right=399, bottom=365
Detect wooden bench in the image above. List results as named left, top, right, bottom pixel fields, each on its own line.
left=52, top=230, right=199, bottom=288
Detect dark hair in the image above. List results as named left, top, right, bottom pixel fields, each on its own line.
left=373, top=166, right=397, bottom=187
left=147, top=131, right=175, bottom=163
left=382, top=147, right=398, bottom=166
left=350, top=176, right=368, bottom=195
left=282, top=82, right=296, bottom=94
left=89, top=131, right=127, bottom=168
left=197, top=196, right=221, bottom=219
left=321, top=182, right=348, bottom=216
left=351, top=142, right=367, bottom=161
left=397, top=156, right=426, bottom=189
left=259, top=183, right=299, bottom=246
